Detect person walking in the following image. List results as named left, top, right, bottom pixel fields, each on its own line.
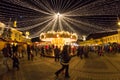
left=55, top=45, right=71, bottom=78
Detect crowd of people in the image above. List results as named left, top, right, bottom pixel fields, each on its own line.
left=76, top=43, right=120, bottom=59
left=2, top=43, right=20, bottom=71
left=1, top=42, right=120, bottom=78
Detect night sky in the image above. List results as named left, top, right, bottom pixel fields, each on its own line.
left=0, top=0, right=120, bottom=39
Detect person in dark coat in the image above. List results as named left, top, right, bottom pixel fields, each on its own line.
left=54, top=46, right=60, bottom=62
left=27, top=44, right=31, bottom=60
left=12, top=54, right=19, bottom=70
left=2, top=44, right=10, bottom=71
left=55, top=45, right=71, bottom=78
left=41, top=46, right=45, bottom=57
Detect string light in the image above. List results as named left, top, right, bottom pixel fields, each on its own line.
left=0, top=0, right=118, bottom=38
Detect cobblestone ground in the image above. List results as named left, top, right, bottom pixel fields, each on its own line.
left=1, top=53, right=120, bottom=80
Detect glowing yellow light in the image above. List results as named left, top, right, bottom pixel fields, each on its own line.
left=40, top=31, right=78, bottom=42
left=118, top=21, right=120, bottom=26
left=13, top=21, right=17, bottom=27
left=54, top=12, right=63, bottom=19
left=25, top=31, right=30, bottom=38
left=57, top=34, right=59, bottom=38
left=57, top=12, right=60, bottom=16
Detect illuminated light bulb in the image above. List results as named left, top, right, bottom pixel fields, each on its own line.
left=57, top=34, right=59, bottom=38
left=54, top=12, right=63, bottom=18
left=57, top=12, right=60, bottom=16
left=118, top=21, right=120, bottom=26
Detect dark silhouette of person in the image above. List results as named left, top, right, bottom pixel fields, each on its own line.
left=7, top=43, right=12, bottom=57
left=54, top=46, right=60, bottom=62
left=77, top=46, right=83, bottom=59
left=12, top=44, right=18, bottom=54
left=41, top=46, right=45, bottom=57
left=2, top=44, right=10, bottom=71
left=12, top=53, right=19, bottom=70
left=55, top=45, right=71, bottom=78
left=27, top=44, right=31, bottom=60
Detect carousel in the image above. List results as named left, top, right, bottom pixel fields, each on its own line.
left=40, top=31, right=78, bottom=46
left=39, top=31, right=78, bottom=57
left=38, top=12, right=78, bottom=57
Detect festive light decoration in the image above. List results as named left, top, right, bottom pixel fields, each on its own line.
left=1, top=0, right=119, bottom=38
left=40, top=31, right=78, bottom=43
left=118, top=21, right=120, bottom=26
left=25, top=31, right=30, bottom=38
left=13, top=21, right=17, bottom=27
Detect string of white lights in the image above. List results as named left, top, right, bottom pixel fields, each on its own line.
left=16, top=18, right=53, bottom=31
left=0, top=1, right=36, bottom=14
left=64, top=17, right=111, bottom=31
left=51, top=18, right=57, bottom=31
left=51, top=0, right=58, bottom=11
left=60, top=0, right=71, bottom=11
left=62, top=18, right=79, bottom=35
left=64, top=17, right=116, bottom=35
left=64, top=0, right=102, bottom=16
left=65, top=0, right=119, bottom=17
left=58, top=0, right=63, bottom=10
left=64, top=0, right=83, bottom=12
left=64, top=17, right=91, bottom=34
left=41, top=0, right=55, bottom=14
left=6, top=0, right=52, bottom=15
left=62, top=19, right=82, bottom=38
left=32, top=0, right=54, bottom=14
left=1, top=0, right=119, bottom=38
left=30, top=18, right=56, bottom=38
left=17, top=16, right=52, bottom=23
left=59, top=17, right=63, bottom=31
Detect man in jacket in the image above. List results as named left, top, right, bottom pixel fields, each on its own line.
left=55, top=45, right=71, bottom=78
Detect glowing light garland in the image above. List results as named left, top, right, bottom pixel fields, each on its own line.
left=40, top=31, right=78, bottom=42
left=1, top=0, right=119, bottom=38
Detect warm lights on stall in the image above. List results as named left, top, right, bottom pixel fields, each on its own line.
left=25, top=31, right=30, bottom=38
left=13, top=21, right=17, bottom=27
